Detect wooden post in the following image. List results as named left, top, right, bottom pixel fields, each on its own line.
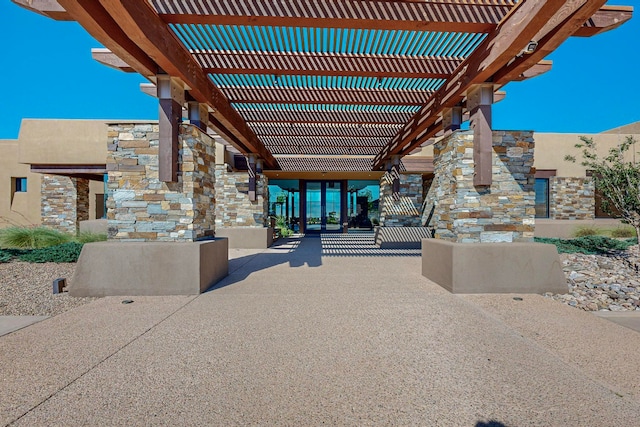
left=442, top=106, right=463, bottom=136
left=157, top=75, right=184, bottom=182
left=391, top=155, right=401, bottom=196
left=187, top=101, right=209, bottom=131
left=247, top=154, right=257, bottom=202
left=467, top=84, right=494, bottom=187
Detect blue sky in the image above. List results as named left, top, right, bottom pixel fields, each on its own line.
left=1, top=1, right=638, bottom=140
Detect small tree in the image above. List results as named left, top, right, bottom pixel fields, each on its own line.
left=565, top=136, right=640, bottom=245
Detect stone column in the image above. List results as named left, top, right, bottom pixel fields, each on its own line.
left=106, top=123, right=216, bottom=241
left=41, top=175, right=90, bottom=234
left=378, top=173, right=423, bottom=227
left=427, top=130, right=536, bottom=243
left=214, top=166, right=269, bottom=228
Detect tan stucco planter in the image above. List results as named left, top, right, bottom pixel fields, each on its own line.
left=71, top=239, right=228, bottom=297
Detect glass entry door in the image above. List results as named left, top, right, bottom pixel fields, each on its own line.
left=304, top=181, right=342, bottom=233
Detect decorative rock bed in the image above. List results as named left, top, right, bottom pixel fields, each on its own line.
left=546, top=247, right=640, bottom=312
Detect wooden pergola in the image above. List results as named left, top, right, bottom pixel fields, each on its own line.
left=15, top=0, right=632, bottom=186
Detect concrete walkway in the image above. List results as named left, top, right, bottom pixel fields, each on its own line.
left=1, top=235, right=640, bottom=426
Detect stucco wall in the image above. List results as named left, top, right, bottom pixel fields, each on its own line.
left=0, top=140, right=42, bottom=227
left=18, top=119, right=110, bottom=165
left=534, top=132, right=638, bottom=177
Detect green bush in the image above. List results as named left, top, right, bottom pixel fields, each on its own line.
left=611, top=226, right=636, bottom=238
left=572, top=225, right=600, bottom=237
left=76, top=232, right=107, bottom=244
left=0, top=226, right=72, bottom=249
left=18, top=242, right=84, bottom=263
left=0, top=250, right=12, bottom=263
left=535, top=235, right=636, bottom=255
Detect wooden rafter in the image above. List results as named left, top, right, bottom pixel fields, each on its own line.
left=250, top=123, right=402, bottom=138
left=56, top=0, right=158, bottom=77
left=193, top=51, right=458, bottom=79
left=152, top=1, right=630, bottom=37
left=372, top=0, right=599, bottom=170
left=237, top=108, right=414, bottom=125
left=494, top=1, right=609, bottom=86
left=153, top=0, right=513, bottom=33
left=220, top=86, right=434, bottom=106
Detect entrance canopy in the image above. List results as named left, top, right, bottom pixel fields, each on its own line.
left=16, top=1, right=632, bottom=175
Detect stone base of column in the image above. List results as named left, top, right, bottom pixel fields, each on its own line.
left=70, top=239, right=228, bottom=297
left=216, top=227, right=274, bottom=249
left=422, top=239, right=567, bottom=294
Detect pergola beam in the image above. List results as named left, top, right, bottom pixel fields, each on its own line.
left=573, top=5, right=633, bottom=37
left=494, top=1, right=609, bottom=86
left=373, top=0, right=594, bottom=170
left=56, top=0, right=158, bottom=77
left=95, top=0, right=278, bottom=170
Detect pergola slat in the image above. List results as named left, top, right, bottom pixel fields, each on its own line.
left=194, top=51, right=460, bottom=79
left=220, top=86, right=433, bottom=106
left=153, top=0, right=513, bottom=33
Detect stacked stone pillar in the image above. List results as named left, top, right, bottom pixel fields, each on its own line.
left=427, top=130, right=536, bottom=243
left=378, top=173, right=424, bottom=227
left=41, top=175, right=89, bottom=233
left=214, top=165, right=269, bottom=228
left=106, top=123, right=216, bottom=241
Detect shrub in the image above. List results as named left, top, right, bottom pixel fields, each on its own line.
left=611, top=226, right=636, bottom=238
left=572, top=225, right=600, bottom=237
left=0, top=250, right=11, bottom=263
left=76, top=232, right=107, bottom=244
left=535, top=235, right=635, bottom=255
left=18, top=242, right=84, bottom=263
left=0, top=226, right=72, bottom=249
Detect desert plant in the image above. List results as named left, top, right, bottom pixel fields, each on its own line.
left=535, top=235, right=635, bottom=255
left=0, top=250, right=11, bottom=263
left=18, top=242, right=84, bottom=263
left=610, top=226, right=636, bottom=238
left=566, top=136, right=640, bottom=246
left=76, top=231, right=107, bottom=244
left=572, top=225, right=600, bottom=237
left=0, top=226, right=72, bottom=249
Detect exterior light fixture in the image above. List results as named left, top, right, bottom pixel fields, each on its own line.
left=524, top=40, right=538, bottom=54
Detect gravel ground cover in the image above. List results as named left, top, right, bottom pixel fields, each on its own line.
left=0, top=261, right=96, bottom=316
left=547, top=246, right=640, bottom=312
left=2, top=246, right=639, bottom=317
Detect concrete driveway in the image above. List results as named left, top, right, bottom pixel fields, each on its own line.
left=1, top=235, right=639, bottom=426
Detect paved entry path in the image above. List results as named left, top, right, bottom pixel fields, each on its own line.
left=2, top=235, right=640, bottom=426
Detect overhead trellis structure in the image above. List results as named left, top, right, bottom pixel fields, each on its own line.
left=15, top=0, right=633, bottom=176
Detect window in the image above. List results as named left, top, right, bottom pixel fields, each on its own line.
left=534, top=178, right=549, bottom=218
left=14, top=177, right=27, bottom=193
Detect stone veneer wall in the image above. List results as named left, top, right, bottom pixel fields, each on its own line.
left=41, top=175, right=89, bottom=233
left=106, top=123, right=215, bottom=241
left=549, top=176, right=595, bottom=220
left=379, top=173, right=423, bottom=227
left=214, top=165, right=269, bottom=227
left=427, top=130, right=535, bottom=243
